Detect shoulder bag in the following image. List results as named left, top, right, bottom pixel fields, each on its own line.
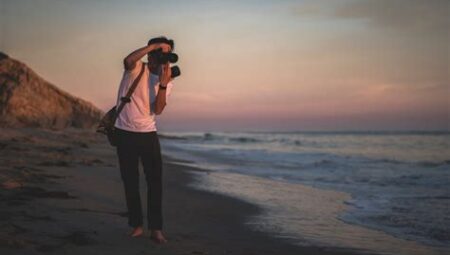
left=96, top=63, right=146, bottom=146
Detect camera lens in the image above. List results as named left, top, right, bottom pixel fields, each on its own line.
left=167, top=53, right=178, bottom=63
left=171, top=66, right=181, bottom=78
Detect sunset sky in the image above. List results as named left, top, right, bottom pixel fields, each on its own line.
left=1, top=0, right=448, bottom=131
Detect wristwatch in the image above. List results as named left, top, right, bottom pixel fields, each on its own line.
left=159, top=84, right=167, bottom=90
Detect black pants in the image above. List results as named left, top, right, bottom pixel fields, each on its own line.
left=116, top=128, right=163, bottom=230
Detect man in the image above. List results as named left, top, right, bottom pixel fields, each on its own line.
left=114, top=36, right=175, bottom=244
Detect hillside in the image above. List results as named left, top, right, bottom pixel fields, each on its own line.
left=0, top=52, right=103, bottom=129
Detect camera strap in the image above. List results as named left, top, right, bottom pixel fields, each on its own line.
left=115, top=62, right=146, bottom=117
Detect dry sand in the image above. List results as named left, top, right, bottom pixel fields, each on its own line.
left=0, top=127, right=365, bottom=255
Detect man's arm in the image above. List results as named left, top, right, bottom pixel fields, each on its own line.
left=154, top=64, right=172, bottom=115
left=154, top=88, right=167, bottom=115
left=123, top=44, right=160, bottom=70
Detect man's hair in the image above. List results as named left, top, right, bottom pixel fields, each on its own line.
left=147, top=36, right=174, bottom=50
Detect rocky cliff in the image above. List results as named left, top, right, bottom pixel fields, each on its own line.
left=0, top=52, right=103, bottom=129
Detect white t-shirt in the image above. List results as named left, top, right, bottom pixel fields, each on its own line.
left=114, top=60, right=173, bottom=132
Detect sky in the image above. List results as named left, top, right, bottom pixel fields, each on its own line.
left=0, top=0, right=448, bottom=132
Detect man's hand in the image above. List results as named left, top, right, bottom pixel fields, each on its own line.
left=123, top=43, right=165, bottom=71
left=154, top=63, right=173, bottom=115
left=159, top=63, right=172, bottom=86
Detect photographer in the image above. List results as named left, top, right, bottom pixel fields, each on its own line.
left=114, top=36, right=179, bottom=244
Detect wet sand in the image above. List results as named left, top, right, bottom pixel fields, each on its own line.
left=0, top=127, right=366, bottom=255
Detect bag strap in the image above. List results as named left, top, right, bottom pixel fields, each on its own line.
left=115, top=62, right=146, bottom=117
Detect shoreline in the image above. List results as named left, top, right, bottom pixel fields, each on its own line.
left=160, top=140, right=450, bottom=255
left=161, top=155, right=369, bottom=255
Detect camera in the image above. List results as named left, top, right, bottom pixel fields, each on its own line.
left=149, top=48, right=181, bottom=78
left=150, top=48, right=178, bottom=65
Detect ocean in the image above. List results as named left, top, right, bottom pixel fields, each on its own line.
left=159, top=131, right=450, bottom=255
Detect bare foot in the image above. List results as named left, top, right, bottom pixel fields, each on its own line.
left=128, top=226, right=143, bottom=237
left=150, top=230, right=168, bottom=244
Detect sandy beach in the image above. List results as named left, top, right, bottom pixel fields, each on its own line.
left=0, top=127, right=371, bottom=255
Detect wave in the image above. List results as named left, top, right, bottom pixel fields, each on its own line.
left=159, top=132, right=450, bottom=169
left=365, top=158, right=450, bottom=168
left=311, top=159, right=336, bottom=167
left=159, top=132, right=263, bottom=143
left=157, top=134, right=189, bottom=140
left=229, top=137, right=260, bottom=143
left=158, top=133, right=206, bottom=141
left=416, top=160, right=450, bottom=168
left=269, top=137, right=302, bottom=146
